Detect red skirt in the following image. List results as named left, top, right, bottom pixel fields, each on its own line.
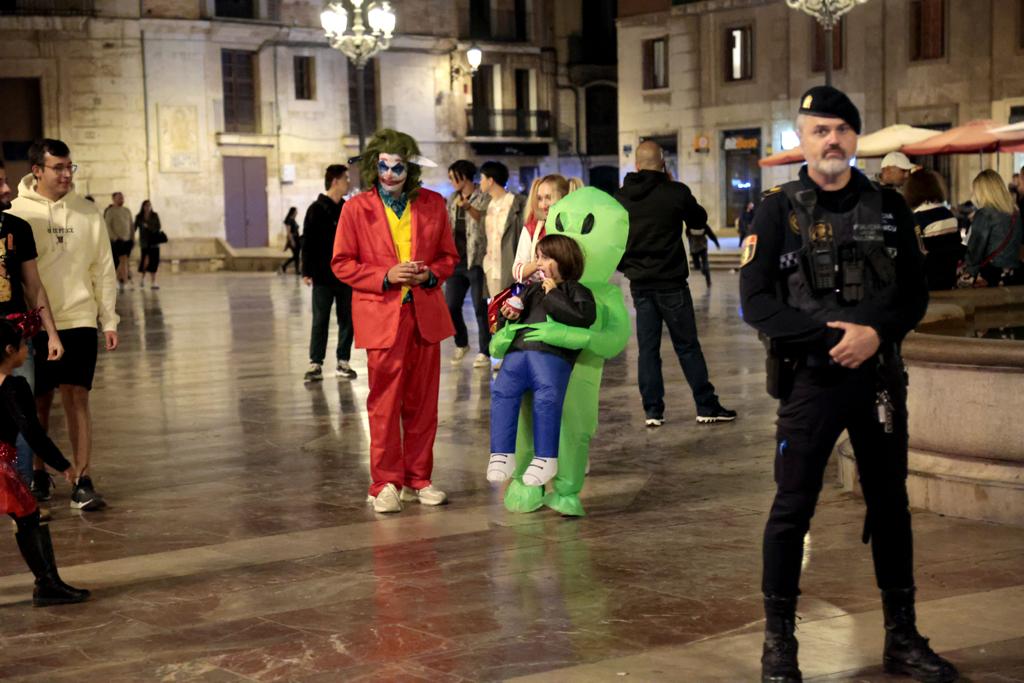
left=0, top=441, right=37, bottom=518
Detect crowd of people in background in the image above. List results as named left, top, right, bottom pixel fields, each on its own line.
left=877, top=152, right=1024, bottom=290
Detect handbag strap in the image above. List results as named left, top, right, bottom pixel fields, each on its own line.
left=978, top=211, right=1018, bottom=269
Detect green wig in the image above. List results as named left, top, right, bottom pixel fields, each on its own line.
left=360, top=128, right=423, bottom=198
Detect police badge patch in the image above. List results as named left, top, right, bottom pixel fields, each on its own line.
left=788, top=211, right=800, bottom=235
left=740, top=235, right=758, bottom=268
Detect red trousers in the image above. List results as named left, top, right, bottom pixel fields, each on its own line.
left=365, top=304, right=441, bottom=496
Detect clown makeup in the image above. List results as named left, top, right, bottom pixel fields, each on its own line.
left=378, top=153, right=408, bottom=195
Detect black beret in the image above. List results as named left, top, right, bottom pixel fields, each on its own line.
left=797, top=85, right=861, bottom=134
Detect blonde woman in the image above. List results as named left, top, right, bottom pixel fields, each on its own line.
left=963, top=169, right=1021, bottom=287
left=512, top=174, right=573, bottom=283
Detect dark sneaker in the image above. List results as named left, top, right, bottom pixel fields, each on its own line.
left=30, top=470, right=53, bottom=502
left=696, top=405, right=738, bottom=424
left=336, top=361, right=357, bottom=380
left=70, top=476, right=106, bottom=511
left=303, top=363, right=323, bottom=383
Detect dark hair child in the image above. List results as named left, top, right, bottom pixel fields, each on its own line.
left=487, top=234, right=595, bottom=487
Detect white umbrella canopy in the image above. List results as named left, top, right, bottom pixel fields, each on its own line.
left=990, top=121, right=1024, bottom=134
left=856, top=124, right=941, bottom=157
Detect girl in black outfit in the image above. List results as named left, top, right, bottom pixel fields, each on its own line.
left=280, top=207, right=301, bottom=275
left=136, top=200, right=163, bottom=289
left=0, top=316, right=90, bottom=606
left=903, top=170, right=963, bottom=290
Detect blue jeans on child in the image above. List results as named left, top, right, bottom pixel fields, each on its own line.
left=490, top=350, right=573, bottom=458
left=14, top=339, right=36, bottom=484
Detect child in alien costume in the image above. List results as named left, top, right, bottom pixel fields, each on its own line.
left=489, top=187, right=631, bottom=516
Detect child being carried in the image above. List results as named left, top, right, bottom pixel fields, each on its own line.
left=487, top=234, right=596, bottom=487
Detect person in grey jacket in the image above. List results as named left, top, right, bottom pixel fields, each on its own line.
left=964, top=170, right=1022, bottom=287
left=445, top=160, right=491, bottom=367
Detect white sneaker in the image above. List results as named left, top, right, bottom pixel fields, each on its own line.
left=369, top=483, right=402, bottom=513
left=400, top=485, right=448, bottom=506
left=522, top=457, right=558, bottom=486
left=645, top=417, right=664, bottom=427
left=472, top=353, right=490, bottom=368
left=451, top=347, right=468, bottom=364
left=486, top=453, right=517, bottom=483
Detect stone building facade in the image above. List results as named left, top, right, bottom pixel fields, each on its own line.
left=617, top=0, right=1024, bottom=232
left=0, top=0, right=588, bottom=247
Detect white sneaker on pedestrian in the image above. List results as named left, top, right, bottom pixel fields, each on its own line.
left=522, top=457, right=558, bottom=486
left=486, top=453, right=516, bottom=483
left=472, top=353, right=490, bottom=368
left=400, top=485, right=448, bottom=506
left=369, top=483, right=402, bottom=513
left=645, top=417, right=664, bottom=427
left=451, top=346, right=468, bottom=364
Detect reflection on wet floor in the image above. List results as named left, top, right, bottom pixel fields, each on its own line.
left=0, top=273, right=1021, bottom=682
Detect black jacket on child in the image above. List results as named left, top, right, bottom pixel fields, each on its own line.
left=504, top=281, right=596, bottom=364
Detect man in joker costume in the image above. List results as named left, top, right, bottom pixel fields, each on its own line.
left=332, top=129, right=459, bottom=514
left=489, top=188, right=631, bottom=516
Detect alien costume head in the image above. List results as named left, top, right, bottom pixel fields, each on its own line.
left=545, top=187, right=628, bottom=286
left=360, top=128, right=424, bottom=198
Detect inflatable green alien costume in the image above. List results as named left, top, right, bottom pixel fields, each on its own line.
left=489, top=187, right=631, bottom=516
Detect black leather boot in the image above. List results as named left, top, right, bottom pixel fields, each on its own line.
left=762, top=595, right=802, bottom=683
left=14, top=519, right=91, bottom=607
left=882, top=588, right=959, bottom=683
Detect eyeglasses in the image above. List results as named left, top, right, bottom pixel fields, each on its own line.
left=44, top=164, right=78, bottom=175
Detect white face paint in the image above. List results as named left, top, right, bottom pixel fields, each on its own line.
left=377, top=153, right=408, bottom=194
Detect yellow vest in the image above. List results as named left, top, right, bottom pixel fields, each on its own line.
left=384, top=203, right=413, bottom=298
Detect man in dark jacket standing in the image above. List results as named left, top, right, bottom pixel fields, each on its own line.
left=301, top=164, right=356, bottom=383
left=615, top=140, right=736, bottom=426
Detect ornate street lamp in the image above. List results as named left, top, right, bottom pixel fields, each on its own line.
left=786, top=0, right=869, bottom=86
left=320, top=0, right=396, bottom=152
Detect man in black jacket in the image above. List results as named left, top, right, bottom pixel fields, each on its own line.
left=301, top=164, right=355, bottom=383
left=615, top=140, right=736, bottom=426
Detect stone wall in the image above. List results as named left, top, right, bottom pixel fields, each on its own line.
left=618, top=0, right=1024, bottom=230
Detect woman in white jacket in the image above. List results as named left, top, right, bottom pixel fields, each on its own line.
left=511, top=175, right=580, bottom=283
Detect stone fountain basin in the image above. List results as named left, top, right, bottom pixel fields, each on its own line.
left=837, top=286, right=1024, bottom=526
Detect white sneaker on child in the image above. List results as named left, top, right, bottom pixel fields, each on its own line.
left=486, top=453, right=517, bottom=483
left=522, top=457, right=558, bottom=486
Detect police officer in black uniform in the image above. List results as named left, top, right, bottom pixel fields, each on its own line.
left=740, top=87, right=958, bottom=683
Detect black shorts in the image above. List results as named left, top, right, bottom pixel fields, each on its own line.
left=33, top=328, right=100, bottom=395
left=111, top=240, right=133, bottom=258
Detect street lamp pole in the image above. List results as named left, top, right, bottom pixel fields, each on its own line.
left=785, top=0, right=869, bottom=87
left=320, top=0, right=396, bottom=152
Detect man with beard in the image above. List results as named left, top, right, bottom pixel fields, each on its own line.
left=332, top=129, right=458, bottom=514
left=740, top=87, right=957, bottom=683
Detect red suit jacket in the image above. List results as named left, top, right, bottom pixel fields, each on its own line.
left=332, top=187, right=459, bottom=349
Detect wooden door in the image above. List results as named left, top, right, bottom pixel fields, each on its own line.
left=223, top=156, right=268, bottom=247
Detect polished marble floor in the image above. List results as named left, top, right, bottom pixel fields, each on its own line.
left=1, top=272, right=1021, bottom=682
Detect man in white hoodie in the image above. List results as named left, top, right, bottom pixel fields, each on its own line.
left=9, top=139, right=119, bottom=511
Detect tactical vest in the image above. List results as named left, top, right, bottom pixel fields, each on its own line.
left=781, top=180, right=898, bottom=322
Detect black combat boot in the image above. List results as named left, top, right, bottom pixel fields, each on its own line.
left=882, top=588, right=959, bottom=683
left=14, top=520, right=91, bottom=607
left=762, top=595, right=802, bottom=683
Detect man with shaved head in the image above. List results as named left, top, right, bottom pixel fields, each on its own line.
left=615, top=140, right=736, bottom=427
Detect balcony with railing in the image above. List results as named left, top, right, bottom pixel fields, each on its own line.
left=466, top=108, right=551, bottom=139
left=0, top=0, right=94, bottom=15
